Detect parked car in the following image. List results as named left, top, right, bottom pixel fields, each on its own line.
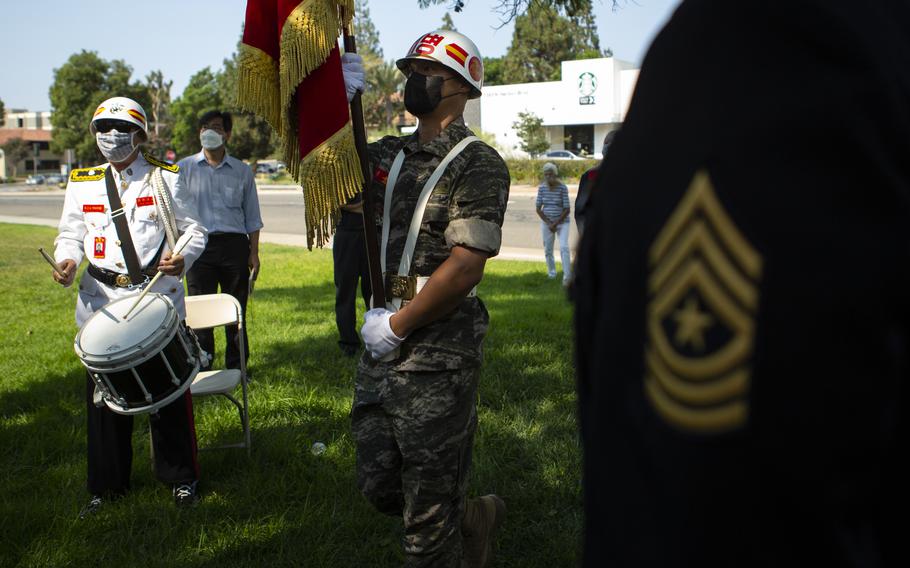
left=45, top=174, right=66, bottom=185
left=544, top=150, right=585, bottom=160
left=25, top=175, right=46, bottom=185
left=256, top=163, right=277, bottom=174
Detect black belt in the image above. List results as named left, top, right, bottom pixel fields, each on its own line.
left=87, top=264, right=159, bottom=288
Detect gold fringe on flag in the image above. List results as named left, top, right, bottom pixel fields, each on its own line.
left=277, top=0, right=354, bottom=170
left=298, top=124, right=364, bottom=248
left=236, top=43, right=281, bottom=133
left=277, top=0, right=359, bottom=248
left=238, top=0, right=361, bottom=248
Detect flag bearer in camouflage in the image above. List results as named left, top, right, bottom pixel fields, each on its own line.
left=353, top=29, right=508, bottom=568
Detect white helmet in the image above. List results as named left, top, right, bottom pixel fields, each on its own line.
left=396, top=29, right=483, bottom=99
left=90, top=97, right=149, bottom=141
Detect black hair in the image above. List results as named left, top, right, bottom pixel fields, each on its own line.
left=199, top=110, right=233, bottom=133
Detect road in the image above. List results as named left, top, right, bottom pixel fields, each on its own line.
left=0, top=183, right=580, bottom=261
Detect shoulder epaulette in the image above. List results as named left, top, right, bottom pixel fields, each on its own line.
left=69, top=166, right=107, bottom=182
left=144, top=152, right=179, bottom=173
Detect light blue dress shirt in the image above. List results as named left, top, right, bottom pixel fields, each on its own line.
left=177, top=150, right=264, bottom=235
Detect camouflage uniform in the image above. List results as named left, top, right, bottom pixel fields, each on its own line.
left=352, top=118, right=509, bottom=567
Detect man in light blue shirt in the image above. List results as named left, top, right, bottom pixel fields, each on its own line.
left=178, top=110, right=263, bottom=371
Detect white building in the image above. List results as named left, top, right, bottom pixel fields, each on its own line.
left=467, top=57, right=639, bottom=159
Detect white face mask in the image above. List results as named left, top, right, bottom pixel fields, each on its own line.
left=200, top=129, right=224, bottom=150
left=96, top=130, right=138, bottom=163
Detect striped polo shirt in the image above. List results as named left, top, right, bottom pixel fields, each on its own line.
left=536, top=182, right=570, bottom=224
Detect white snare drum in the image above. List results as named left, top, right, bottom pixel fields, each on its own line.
left=75, top=293, right=200, bottom=415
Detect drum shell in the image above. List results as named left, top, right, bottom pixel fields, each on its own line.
left=75, top=294, right=200, bottom=415
left=86, top=325, right=198, bottom=414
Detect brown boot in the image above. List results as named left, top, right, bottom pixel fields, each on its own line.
left=461, top=494, right=506, bottom=568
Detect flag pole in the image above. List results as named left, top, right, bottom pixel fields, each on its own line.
left=342, top=14, right=386, bottom=309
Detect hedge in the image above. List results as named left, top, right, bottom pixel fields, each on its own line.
left=505, top=159, right=599, bottom=185
left=255, top=159, right=599, bottom=187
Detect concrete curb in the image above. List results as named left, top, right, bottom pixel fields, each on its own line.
left=1, top=216, right=547, bottom=263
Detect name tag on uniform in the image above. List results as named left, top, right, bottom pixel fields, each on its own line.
left=83, top=204, right=105, bottom=213
left=136, top=196, right=155, bottom=207
left=93, top=236, right=106, bottom=259
left=374, top=167, right=389, bottom=185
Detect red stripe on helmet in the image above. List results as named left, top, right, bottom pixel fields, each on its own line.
left=127, top=109, right=146, bottom=125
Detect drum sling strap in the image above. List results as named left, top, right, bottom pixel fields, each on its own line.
left=380, top=136, right=480, bottom=311
left=104, top=166, right=144, bottom=284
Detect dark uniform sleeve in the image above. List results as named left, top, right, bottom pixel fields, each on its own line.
left=575, top=0, right=910, bottom=566
left=444, top=144, right=510, bottom=256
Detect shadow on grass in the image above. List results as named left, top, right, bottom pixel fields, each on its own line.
left=2, top=266, right=579, bottom=567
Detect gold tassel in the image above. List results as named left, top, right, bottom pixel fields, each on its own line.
left=276, top=0, right=363, bottom=248
left=239, top=1, right=364, bottom=249
left=298, top=123, right=364, bottom=248
left=236, top=43, right=281, bottom=133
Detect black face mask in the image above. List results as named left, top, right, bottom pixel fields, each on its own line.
left=404, top=72, right=449, bottom=116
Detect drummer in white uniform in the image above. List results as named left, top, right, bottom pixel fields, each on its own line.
left=51, top=96, right=208, bottom=517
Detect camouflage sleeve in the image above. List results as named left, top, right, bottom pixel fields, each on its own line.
left=445, top=144, right=510, bottom=257
left=367, top=135, right=402, bottom=226
left=367, top=135, right=400, bottom=172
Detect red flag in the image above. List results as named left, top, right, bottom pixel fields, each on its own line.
left=238, top=0, right=362, bottom=248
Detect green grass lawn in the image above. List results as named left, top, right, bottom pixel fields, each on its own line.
left=0, top=223, right=579, bottom=567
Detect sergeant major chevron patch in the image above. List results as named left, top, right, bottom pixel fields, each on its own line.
left=644, top=170, right=762, bottom=434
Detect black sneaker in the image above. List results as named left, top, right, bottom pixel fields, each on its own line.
left=340, top=343, right=359, bottom=357
left=78, top=495, right=104, bottom=519
left=173, top=481, right=199, bottom=508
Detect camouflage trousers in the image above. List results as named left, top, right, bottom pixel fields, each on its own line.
left=352, top=363, right=480, bottom=568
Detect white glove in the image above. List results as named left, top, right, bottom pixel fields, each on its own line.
left=361, top=308, right=405, bottom=360
left=341, top=52, right=366, bottom=102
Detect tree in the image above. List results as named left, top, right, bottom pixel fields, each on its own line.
left=1, top=138, right=31, bottom=179
left=49, top=50, right=150, bottom=165
left=512, top=111, right=549, bottom=157
left=355, top=0, right=383, bottom=59
left=0, top=97, right=5, bottom=127
left=354, top=1, right=405, bottom=132
left=483, top=57, right=505, bottom=86
left=418, top=0, right=619, bottom=22
left=217, top=30, right=279, bottom=162
left=145, top=70, right=173, bottom=156
left=169, top=68, right=223, bottom=159
left=500, top=1, right=607, bottom=84
left=441, top=12, right=457, bottom=30
left=367, top=61, right=405, bottom=129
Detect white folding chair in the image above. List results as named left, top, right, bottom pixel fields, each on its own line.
left=184, top=293, right=250, bottom=455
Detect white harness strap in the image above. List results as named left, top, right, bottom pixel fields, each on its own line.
left=381, top=136, right=480, bottom=310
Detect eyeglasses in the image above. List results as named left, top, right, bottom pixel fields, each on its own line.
left=94, top=119, right=137, bottom=134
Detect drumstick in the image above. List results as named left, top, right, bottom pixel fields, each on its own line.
left=122, top=233, right=192, bottom=320
left=38, top=247, right=64, bottom=279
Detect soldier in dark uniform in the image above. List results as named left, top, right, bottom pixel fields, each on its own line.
left=575, top=1, right=910, bottom=566
left=574, top=129, right=616, bottom=236
left=333, top=194, right=371, bottom=356
left=354, top=29, right=509, bottom=568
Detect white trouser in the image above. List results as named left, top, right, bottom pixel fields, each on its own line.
left=541, top=221, right=572, bottom=282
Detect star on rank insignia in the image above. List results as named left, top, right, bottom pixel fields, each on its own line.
left=644, top=169, right=763, bottom=434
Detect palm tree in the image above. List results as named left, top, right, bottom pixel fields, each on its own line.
left=368, top=61, right=405, bottom=130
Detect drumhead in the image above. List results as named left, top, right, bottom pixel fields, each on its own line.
left=76, top=293, right=177, bottom=365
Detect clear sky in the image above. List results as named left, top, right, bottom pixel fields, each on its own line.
left=0, top=0, right=680, bottom=112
